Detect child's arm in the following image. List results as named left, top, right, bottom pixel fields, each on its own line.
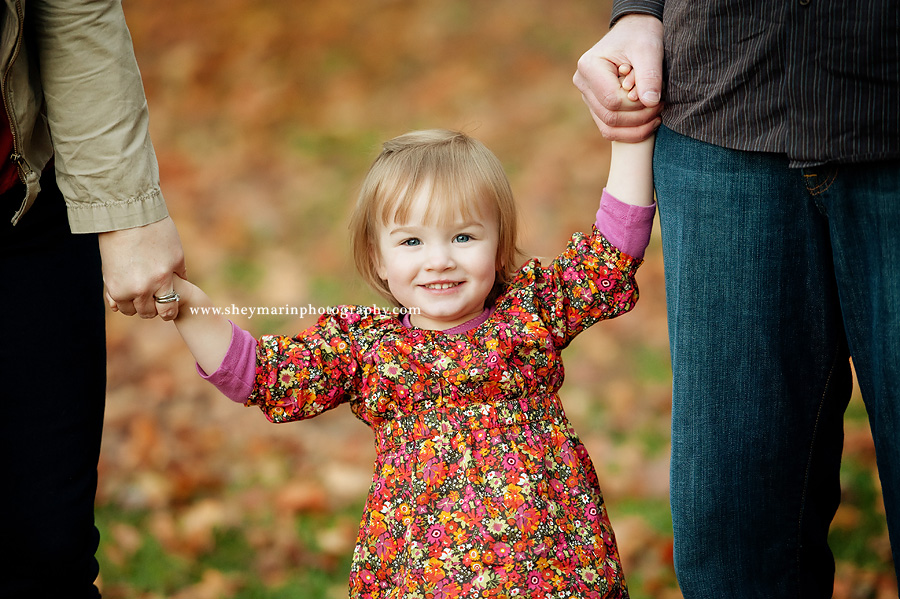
left=603, top=64, right=656, bottom=208
left=607, top=139, right=655, bottom=207
left=171, top=277, right=234, bottom=376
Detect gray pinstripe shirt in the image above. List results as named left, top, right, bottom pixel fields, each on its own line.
left=612, top=0, right=900, bottom=167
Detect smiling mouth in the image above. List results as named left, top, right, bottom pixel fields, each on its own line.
left=422, top=282, right=461, bottom=290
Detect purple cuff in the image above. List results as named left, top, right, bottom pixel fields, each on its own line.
left=196, top=321, right=258, bottom=403
left=595, top=188, right=656, bottom=259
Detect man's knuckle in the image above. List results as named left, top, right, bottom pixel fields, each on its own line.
left=575, top=51, right=592, bottom=70
left=572, top=71, right=583, bottom=89
left=601, top=107, right=622, bottom=127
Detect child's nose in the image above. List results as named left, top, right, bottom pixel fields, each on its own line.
left=424, top=245, right=455, bottom=270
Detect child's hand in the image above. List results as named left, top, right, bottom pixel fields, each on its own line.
left=617, top=64, right=643, bottom=107
left=585, top=63, right=648, bottom=137
left=171, top=275, right=215, bottom=320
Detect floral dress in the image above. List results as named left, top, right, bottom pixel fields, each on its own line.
left=249, top=228, right=641, bottom=598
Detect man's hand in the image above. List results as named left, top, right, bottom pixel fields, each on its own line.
left=573, top=14, right=664, bottom=142
left=98, top=216, right=186, bottom=321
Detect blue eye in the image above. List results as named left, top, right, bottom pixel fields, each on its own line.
left=454, top=234, right=471, bottom=243
left=401, top=238, right=421, bottom=247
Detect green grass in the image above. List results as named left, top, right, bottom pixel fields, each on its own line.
left=631, top=344, right=672, bottom=384
left=829, top=456, right=890, bottom=569
left=95, top=503, right=356, bottom=599
left=613, top=497, right=673, bottom=536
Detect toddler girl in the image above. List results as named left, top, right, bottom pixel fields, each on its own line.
left=170, top=85, right=655, bottom=598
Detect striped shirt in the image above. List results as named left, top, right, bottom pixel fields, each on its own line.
left=611, top=0, right=900, bottom=167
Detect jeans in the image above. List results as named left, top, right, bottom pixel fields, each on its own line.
left=654, top=125, right=900, bottom=598
left=0, top=170, right=105, bottom=598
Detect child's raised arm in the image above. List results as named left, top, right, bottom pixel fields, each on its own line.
left=171, top=277, right=234, bottom=376
left=602, top=64, right=655, bottom=208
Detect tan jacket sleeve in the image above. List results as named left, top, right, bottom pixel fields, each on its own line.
left=30, top=0, right=168, bottom=233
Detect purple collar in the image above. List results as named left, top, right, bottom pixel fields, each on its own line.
left=400, top=306, right=494, bottom=334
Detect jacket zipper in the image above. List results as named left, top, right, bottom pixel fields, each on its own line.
left=3, top=0, right=32, bottom=183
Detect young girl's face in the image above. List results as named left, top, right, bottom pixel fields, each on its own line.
left=376, top=185, right=499, bottom=331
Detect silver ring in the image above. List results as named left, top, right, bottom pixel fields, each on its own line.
left=153, top=291, right=180, bottom=304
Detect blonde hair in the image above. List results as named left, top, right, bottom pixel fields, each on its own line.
left=350, top=129, right=521, bottom=305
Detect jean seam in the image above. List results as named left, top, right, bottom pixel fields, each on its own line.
left=803, top=167, right=839, bottom=197
left=795, top=341, right=842, bottom=596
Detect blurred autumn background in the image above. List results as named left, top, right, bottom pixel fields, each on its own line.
left=97, top=1, right=895, bottom=597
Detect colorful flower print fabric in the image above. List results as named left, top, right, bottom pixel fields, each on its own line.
left=249, top=228, right=641, bottom=598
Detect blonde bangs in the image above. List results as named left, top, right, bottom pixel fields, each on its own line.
left=372, top=159, right=494, bottom=229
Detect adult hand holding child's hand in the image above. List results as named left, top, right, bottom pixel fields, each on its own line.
left=573, top=14, right=664, bottom=142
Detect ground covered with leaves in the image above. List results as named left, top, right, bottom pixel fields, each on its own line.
left=96, top=1, right=895, bottom=597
